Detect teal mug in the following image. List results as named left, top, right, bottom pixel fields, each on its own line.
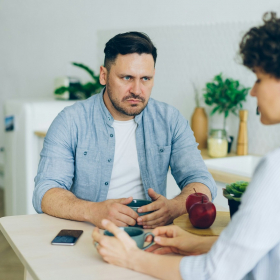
left=104, top=227, right=155, bottom=250
left=127, top=199, right=154, bottom=227
left=127, top=199, right=153, bottom=217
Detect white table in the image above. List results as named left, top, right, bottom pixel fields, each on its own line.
left=0, top=214, right=156, bottom=280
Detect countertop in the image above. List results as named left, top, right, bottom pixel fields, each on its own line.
left=200, top=149, right=253, bottom=183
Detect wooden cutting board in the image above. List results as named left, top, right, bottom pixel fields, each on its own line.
left=173, top=211, right=230, bottom=236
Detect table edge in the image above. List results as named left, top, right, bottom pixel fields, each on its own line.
left=0, top=218, right=39, bottom=280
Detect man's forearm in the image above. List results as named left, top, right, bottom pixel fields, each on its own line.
left=42, top=188, right=138, bottom=228
left=41, top=188, right=94, bottom=223
left=171, top=182, right=212, bottom=217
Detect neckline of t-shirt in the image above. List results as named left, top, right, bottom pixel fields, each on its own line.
left=113, top=119, right=136, bottom=126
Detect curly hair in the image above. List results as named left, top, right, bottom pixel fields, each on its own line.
left=239, top=12, right=280, bottom=78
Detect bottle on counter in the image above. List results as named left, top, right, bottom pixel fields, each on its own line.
left=208, top=129, right=228, bottom=158
left=237, top=110, right=248, bottom=155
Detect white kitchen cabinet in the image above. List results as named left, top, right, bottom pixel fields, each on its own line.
left=4, top=99, right=75, bottom=216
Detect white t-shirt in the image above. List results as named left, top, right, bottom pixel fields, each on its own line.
left=106, top=119, right=146, bottom=200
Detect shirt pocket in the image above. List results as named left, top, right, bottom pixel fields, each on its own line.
left=150, top=144, right=171, bottom=186
left=74, top=147, right=100, bottom=188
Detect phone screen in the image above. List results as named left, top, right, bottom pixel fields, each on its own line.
left=51, top=229, right=83, bottom=246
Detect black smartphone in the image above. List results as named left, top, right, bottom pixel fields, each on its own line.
left=51, top=229, right=83, bottom=246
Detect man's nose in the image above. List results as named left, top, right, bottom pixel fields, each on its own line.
left=131, top=80, right=141, bottom=95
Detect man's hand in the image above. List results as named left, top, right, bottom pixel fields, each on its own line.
left=91, top=197, right=139, bottom=228
left=136, top=189, right=178, bottom=229
left=145, top=225, right=217, bottom=256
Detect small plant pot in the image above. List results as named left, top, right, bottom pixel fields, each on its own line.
left=228, top=199, right=241, bottom=218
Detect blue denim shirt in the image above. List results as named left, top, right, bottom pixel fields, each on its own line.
left=33, top=91, right=216, bottom=213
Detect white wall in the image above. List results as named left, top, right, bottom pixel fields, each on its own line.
left=1, top=0, right=280, bottom=161
left=97, top=21, right=280, bottom=156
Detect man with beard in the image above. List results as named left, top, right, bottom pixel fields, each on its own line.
left=33, top=32, right=216, bottom=229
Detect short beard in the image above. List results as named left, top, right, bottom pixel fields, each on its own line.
left=106, top=81, right=147, bottom=116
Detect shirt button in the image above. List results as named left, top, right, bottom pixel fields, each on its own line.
left=110, top=134, right=113, bottom=137
left=108, top=159, right=112, bottom=162
left=84, top=151, right=87, bottom=155
left=105, top=182, right=108, bottom=186
left=160, top=149, right=164, bottom=153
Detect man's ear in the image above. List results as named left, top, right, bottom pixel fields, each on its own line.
left=99, top=66, right=107, bottom=85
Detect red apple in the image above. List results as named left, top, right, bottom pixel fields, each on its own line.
left=186, top=189, right=209, bottom=213
left=189, top=197, right=216, bottom=229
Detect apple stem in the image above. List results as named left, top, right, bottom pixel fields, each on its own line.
left=193, top=188, right=197, bottom=194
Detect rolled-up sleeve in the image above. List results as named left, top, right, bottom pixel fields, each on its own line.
left=33, top=110, right=75, bottom=213
left=170, top=112, right=217, bottom=200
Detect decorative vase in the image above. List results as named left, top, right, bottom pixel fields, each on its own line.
left=191, top=107, right=208, bottom=149
left=237, top=110, right=248, bottom=155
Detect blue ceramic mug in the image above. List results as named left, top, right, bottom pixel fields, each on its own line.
left=104, top=227, right=155, bottom=250
left=127, top=199, right=153, bottom=216
left=127, top=199, right=154, bottom=227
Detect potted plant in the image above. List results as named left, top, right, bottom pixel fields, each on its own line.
left=203, top=74, right=250, bottom=157
left=54, top=62, right=104, bottom=100
left=223, top=181, right=249, bottom=218
left=203, top=73, right=250, bottom=130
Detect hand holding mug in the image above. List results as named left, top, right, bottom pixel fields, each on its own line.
left=146, top=225, right=215, bottom=256
left=92, top=219, right=153, bottom=268
left=93, top=197, right=139, bottom=228
left=137, top=189, right=176, bottom=229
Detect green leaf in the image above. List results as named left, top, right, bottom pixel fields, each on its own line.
left=226, top=185, right=234, bottom=194
left=234, top=181, right=249, bottom=192
left=72, top=62, right=98, bottom=82
left=223, top=189, right=234, bottom=200
left=210, top=106, right=220, bottom=115
left=231, top=196, right=241, bottom=202
left=223, top=189, right=241, bottom=201
left=54, top=86, right=69, bottom=94
left=224, top=110, right=229, bottom=118
left=230, top=188, right=243, bottom=197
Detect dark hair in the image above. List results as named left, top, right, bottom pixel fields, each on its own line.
left=239, top=12, right=280, bottom=78
left=104, top=31, right=157, bottom=71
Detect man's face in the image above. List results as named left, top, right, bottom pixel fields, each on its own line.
left=100, top=53, right=155, bottom=120
left=250, top=68, right=280, bottom=125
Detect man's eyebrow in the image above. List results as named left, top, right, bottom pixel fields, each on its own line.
left=119, top=73, right=133, bottom=77
left=118, top=74, right=153, bottom=78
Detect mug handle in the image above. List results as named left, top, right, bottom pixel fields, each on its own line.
left=142, top=232, right=155, bottom=250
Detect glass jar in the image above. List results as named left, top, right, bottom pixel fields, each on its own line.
left=208, top=129, right=228, bottom=158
